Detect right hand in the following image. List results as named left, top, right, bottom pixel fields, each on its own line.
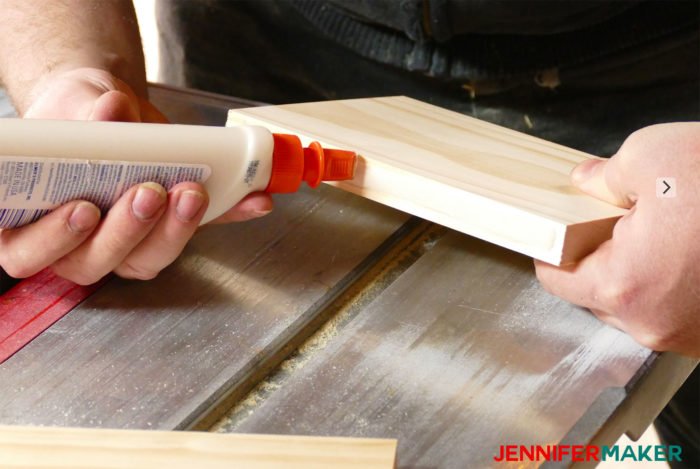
left=0, top=67, right=272, bottom=284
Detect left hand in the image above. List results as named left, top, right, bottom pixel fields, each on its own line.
left=23, top=67, right=167, bottom=123
left=0, top=67, right=272, bottom=284
left=535, top=122, right=700, bottom=357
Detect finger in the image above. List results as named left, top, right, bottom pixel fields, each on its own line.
left=209, top=192, right=273, bottom=224
left=0, top=201, right=100, bottom=278
left=110, top=76, right=168, bottom=123
left=113, top=182, right=208, bottom=280
left=51, top=182, right=167, bottom=284
left=588, top=308, right=627, bottom=332
left=534, top=240, right=617, bottom=312
left=88, top=90, right=140, bottom=122
left=570, top=158, right=636, bottom=209
left=537, top=247, right=652, bottom=346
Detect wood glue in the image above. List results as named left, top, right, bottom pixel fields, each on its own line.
left=0, top=119, right=357, bottom=228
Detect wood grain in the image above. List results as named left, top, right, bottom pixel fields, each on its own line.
left=0, top=425, right=397, bottom=469
left=228, top=96, right=627, bottom=265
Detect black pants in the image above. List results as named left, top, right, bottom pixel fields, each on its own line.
left=656, top=373, right=700, bottom=469
left=157, top=1, right=700, bottom=465
left=157, top=0, right=699, bottom=156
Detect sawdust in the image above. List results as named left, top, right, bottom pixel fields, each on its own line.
left=211, top=220, right=446, bottom=432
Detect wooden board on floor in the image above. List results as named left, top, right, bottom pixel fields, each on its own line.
left=228, top=96, right=626, bottom=265
left=0, top=425, right=397, bottom=469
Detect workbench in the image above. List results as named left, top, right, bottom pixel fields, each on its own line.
left=0, top=85, right=696, bottom=468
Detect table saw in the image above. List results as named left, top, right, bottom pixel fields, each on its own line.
left=0, top=84, right=696, bottom=468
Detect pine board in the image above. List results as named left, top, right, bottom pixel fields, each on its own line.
left=0, top=425, right=396, bottom=469
left=228, top=96, right=626, bottom=265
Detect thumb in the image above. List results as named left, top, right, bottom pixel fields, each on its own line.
left=570, top=158, right=635, bottom=209
left=88, top=90, right=140, bottom=122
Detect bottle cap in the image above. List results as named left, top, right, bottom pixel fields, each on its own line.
left=266, top=134, right=356, bottom=193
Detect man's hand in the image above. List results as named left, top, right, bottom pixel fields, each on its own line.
left=24, top=67, right=167, bottom=123
left=536, top=123, right=700, bottom=357
left=0, top=67, right=272, bottom=284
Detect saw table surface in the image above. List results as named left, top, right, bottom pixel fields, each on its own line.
left=0, top=85, right=696, bottom=469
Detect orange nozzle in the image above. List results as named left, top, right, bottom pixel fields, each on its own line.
left=265, top=134, right=356, bottom=194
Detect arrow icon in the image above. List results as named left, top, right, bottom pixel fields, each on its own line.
left=663, top=180, right=671, bottom=195
left=657, top=177, right=676, bottom=198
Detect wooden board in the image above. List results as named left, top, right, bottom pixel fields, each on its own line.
left=228, top=96, right=627, bottom=265
left=0, top=425, right=397, bottom=468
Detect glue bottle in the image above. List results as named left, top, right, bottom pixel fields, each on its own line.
left=0, top=119, right=356, bottom=229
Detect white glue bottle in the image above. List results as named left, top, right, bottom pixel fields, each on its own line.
left=0, top=119, right=357, bottom=229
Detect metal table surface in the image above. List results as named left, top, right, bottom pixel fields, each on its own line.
left=0, top=84, right=696, bottom=469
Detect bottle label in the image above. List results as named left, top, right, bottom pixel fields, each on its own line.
left=0, top=156, right=211, bottom=229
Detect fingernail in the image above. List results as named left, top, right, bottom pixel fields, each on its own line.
left=69, top=202, right=101, bottom=233
left=175, top=190, right=205, bottom=222
left=132, top=182, right=166, bottom=221
left=239, top=209, right=273, bottom=221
